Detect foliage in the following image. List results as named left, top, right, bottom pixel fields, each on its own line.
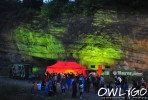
left=14, top=25, right=65, bottom=59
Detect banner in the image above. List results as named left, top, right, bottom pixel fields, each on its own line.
left=112, top=70, right=143, bottom=76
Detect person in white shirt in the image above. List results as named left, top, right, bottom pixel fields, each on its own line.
left=100, top=75, right=104, bottom=85
left=117, top=76, right=122, bottom=83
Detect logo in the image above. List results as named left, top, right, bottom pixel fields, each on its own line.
left=98, top=88, right=147, bottom=98
left=133, top=71, right=143, bottom=76
left=112, top=70, right=139, bottom=76
left=113, top=71, right=117, bottom=75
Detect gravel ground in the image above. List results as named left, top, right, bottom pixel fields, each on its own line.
left=0, top=76, right=137, bottom=100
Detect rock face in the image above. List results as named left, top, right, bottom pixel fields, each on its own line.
left=0, top=33, right=18, bottom=67
left=115, top=12, right=148, bottom=71
left=0, top=32, right=19, bottom=75
left=117, top=51, right=148, bottom=70
left=0, top=10, right=147, bottom=74
left=127, top=52, right=148, bottom=70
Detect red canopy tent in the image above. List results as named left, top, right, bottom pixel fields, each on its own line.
left=46, top=61, right=86, bottom=76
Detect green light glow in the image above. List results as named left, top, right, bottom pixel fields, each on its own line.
left=78, top=46, right=122, bottom=70
left=71, top=9, right=123, bottom=70
left=32, top=67, right=39, bottom=73
left=71, top=34, right=123, bottom=70
left=14, top=26, right=65, bottom=59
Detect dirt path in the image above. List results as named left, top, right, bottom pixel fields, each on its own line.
left=0, top=76, right=32, bottom=87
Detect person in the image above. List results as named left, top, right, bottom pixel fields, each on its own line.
left=57, top=73, right=61, bottom=83
left=44, top=72, right=49, bottom=82
left=114, top=75, right=118, bottom=86
left=121, top=76, right=125, bottom=88
left=54, top=74, right=58, bottom=83
left=100, top=75, right=104, bottom=83
left=86, top=77, right=91, bottom=92
left=141, top=78, right=145, bottom=85
left=61, top=78, right=66, bottom=95
left=123, top=81, right=128, bottom=100
left=114, top=78, right=120, bottom=96
left=117, top=76, right=122, bottom=84
left=44, top=83, right=49, bottom=96
left=41, top=79, right=46, bottom=90
left=94, top=78, right=99, bottom=93
left=123, top=81, right=128, bottom=92
left=79, top=75, right=85, bottom=84
left=37, top=82, right=42, bottom=91
left=37, top=82, right=42, bottom=96
left=48, top=78, right=53, bottom=90
left=72, top=78, right=77, bottom=98
left=53, top=81, right=57, bottom=94
left=79, top=80, right=84, bottom=99
left=31, top=81, right=37, bottom=95
left=61, top=73, right=64, bottom=79
left=66, top=76, right=71, bottom=91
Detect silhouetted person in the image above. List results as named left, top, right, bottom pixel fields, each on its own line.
left=94, top=78, right=99, bottom=93
left=41, top=79, right=46, bottom=90
left=53, top=82, right=57, bottom=93
left=79, top=80, right=84, bottom=99
left=72, top=79, right=77, bottom=98
left=86, top=77, right=91, bottom=92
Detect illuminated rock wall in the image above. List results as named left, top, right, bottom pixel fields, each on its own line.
left=0, top=10, right=148, bottom=72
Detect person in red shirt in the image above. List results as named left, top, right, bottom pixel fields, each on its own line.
left=31, top=81, right=37, bottom=95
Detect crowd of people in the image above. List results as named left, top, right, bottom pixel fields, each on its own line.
left=30, top=72, right=148, bottom=100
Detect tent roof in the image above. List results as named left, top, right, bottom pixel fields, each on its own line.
left=47, top=61, right=86, bottom=69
